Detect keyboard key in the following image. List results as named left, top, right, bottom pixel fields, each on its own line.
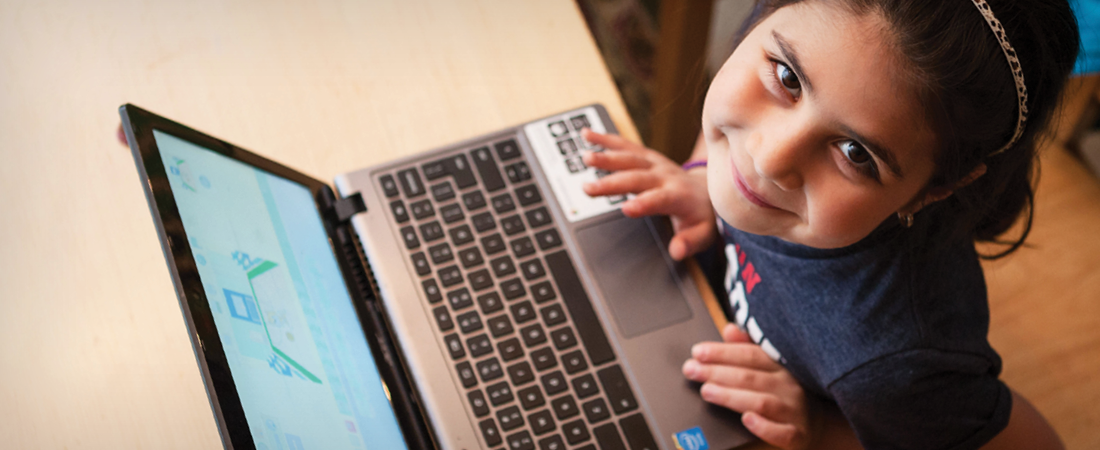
left=531, top=281, right=557, bottom=303
left=593, top=423, right=626, bottom=450
left=479, top=418, right=503, bottom=447
left=410, top=199, right=435, bottom=219
left=549, top=120, right=568, bottom=137
left=515, top=184, right=542, bottom=206
left=390, top=200, right=410, bottom=223
left=561, top=350, right=588, bottom=374
left=446, top=287, right=473, bottom=310
left=570, top=114, right=591, bottom=132
left=398, top=168, right=425, bottom=198
left=492, top=193, right=516, bottom=213
left=411, top=252, right=430, bottom=275
left=535, top=229, right=562, bottom=250
left=419, top=221, right=445, bottom=242
left=510, top=236, right=536, bottom=257
left=433, top=306, right=453, bottom=331
left=540, top=435, right=567, bottom=450
left=440, top=203, right=465, bottom=223
left=422, top=279, right=442, bottom=303
left=486, top=381, right=514, bottom=406
left=582, top=398, right=611, bottom=423
left=400, top=226, right=420, bottom=249
left=520, top=259, right=546, bottom=280
left=498, top=338, right=525, bottom=362
left=479, top=292, right=504, bottom=314
left=551, top=395, right=579, bottom=420
left=467, top=334, right=493, bottom=357
left=525, top=207, right=552, bottom=228
left=449, top=224, right=475, bottom=245
left=495, top=138, right=522, bottom=161
left=521, top=323, right=547, bottom=347
left=541, top=370, right=568, bottom=396
left=562, top=419, right=590, bottom=445
left=518, top=384, right=545, bottom=410
left=469, top=389, right=490, bottom=416
left=477, top=357, right=504, bottom=382
left=427, top=243, right=453, bottom=264
left=471, top=146, right=506, bottom=192
left=431, top=181, right=456, bottom=202
left=444, top=334, right=465, bottom=359
left=497, top=405, right=525, bottom=431
left=546, top=251, right=615, bottom=365
left=531, top=347, right=557, bottom=371
left=540, top=303, right=566, bottom=326
left=472, top=212, right=497, bottom=232
left=620, top=414, right=658, bottom=450
left=529, top=410, right=556, bottom=436
left=422, top=160, right=448, bottom=180
left=487, top=314, right=514, bottom=337
left=550, top=327, right=577, bottom=350
left=501, top=215, right=526, bottom=235
left=572, top=374, right=600, bottom=399
left=506, top=430, right=535, bottom=450
left=557, top=138, right=579, bottom=155
left=504, top=161, right=532, bottom=184
left=379, top=174, right=399, bottom=197
left=493, top=280, right=522, bottom=302
left=598, top=366, right=638, bottom=414
left=507, top=361, right=536, bottom=386
left=511, top=300, right=537, bottom=324
left=458, top=247, right=484, bottom=268
left=462, top=190, right=487, bottom=211
left=456, top=361, right=477, bottom=388
left=467, top=269, right=493, bottom=291
left=482, top=233, right=507, bottom=255
left=445, top=154, right=477, bottom=188
left=491, top=255, right=516, bottom=278
left=456, top=310, right=483, bottom=333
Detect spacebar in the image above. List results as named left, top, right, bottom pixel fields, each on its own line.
left=545, top=250, right=616, bottom=365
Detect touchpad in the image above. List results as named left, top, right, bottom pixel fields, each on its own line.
left=575, top=215, right=693, bottom=338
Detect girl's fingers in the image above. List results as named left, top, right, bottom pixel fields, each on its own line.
left=683, top=360, right=777, bottom=392
left=698, top=383, right=784, bottom=419
left=582, top=149, right=652, bottom=172
left=722, top=324, right=753, bottom=343
left=741, top=412, right=804, bottom=450
left=668, top=220, right=718, bottom=261
left=581, top=128, right=638, bottom=151
left=691, top=342, right=782, bottom=371
left=583, top=170, right=659, bottom=197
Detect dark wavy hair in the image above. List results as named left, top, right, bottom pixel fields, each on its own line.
left=738, top=0, right=1080, bottom=258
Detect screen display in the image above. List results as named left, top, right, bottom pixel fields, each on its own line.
left=154, top=130, right=408, bottom=450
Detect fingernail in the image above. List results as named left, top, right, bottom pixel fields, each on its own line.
left=582, top=181, right=596, bottom=192
left=682, top=360, right=698, bottom=378
left=699, top=383, right=718, bottom=402
left=742, top=412, right=756, bottom=427
left=691, top=344, right=705, bottom=359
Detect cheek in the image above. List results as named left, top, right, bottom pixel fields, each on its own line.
left=804, top=188, right=898, bottom=247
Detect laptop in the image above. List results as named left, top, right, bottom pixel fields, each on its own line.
left=121, top=103, right=751, bottom=450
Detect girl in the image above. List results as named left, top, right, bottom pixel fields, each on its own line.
left=580, top=0, right=1080, bottom=449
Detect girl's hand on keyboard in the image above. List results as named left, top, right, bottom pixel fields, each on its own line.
left=682, top=324, right=818, bottom=450
left=579, top=129, right=716, bottom=261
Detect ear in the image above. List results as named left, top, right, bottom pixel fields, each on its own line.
left=899, top=163, right=987, bottom=215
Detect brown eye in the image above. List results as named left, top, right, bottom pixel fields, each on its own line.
left=841, top=141, right=871, bottom=164
left=776, top=62, right=801, bottom=95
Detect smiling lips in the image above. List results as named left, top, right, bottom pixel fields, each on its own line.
left=732, top=159, right=780, bottom=209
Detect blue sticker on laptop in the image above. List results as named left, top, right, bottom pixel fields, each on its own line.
left=674, top=427, right=709, bottom=450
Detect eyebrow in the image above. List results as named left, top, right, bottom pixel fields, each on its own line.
left=773, top=31, right=904, bottom=179
left=772, top=31, right=813, bottom=94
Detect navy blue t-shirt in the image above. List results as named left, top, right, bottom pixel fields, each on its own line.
left=718, top=219, right=1012, bottom=450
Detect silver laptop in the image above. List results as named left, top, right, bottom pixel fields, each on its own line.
left=122, top=103, right=751, bottom=450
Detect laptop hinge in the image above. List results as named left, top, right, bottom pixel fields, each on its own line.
left=332, top=192, right=367, bottom=223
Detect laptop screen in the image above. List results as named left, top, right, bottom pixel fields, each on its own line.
left=153, top=130, right=409, bottom=450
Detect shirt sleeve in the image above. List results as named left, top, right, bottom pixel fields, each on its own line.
left=827, top=348, right=1013, bottom=450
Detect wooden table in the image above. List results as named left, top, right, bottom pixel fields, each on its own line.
left=0, top=0, right=645, bottom=448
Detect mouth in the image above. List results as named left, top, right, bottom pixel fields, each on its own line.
left=731, top=159, right=779, bottom=210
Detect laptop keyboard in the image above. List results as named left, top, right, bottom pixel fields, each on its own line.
left=377, top=115, right=658, bottom=449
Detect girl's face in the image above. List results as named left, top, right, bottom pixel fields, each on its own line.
left=704, top=1, right=939, bottom=249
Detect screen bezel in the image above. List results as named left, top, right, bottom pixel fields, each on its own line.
left=120, top=104, right=431, bottom=449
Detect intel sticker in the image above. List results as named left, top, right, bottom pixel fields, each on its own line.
left=674, top=427, right=709, bottom=450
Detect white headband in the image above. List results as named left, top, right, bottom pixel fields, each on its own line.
left=971, top=0, right=1029, bottom=157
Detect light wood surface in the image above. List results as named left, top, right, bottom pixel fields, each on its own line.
left=0, top=1, right=640, bottom=448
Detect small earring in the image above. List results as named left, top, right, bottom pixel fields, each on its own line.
left=897, top=212, right=914, bottom=228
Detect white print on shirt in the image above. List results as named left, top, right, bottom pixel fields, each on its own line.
left=725, top=242, right=784, bottom=363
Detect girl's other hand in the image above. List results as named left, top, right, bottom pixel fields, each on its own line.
left=683, top=324, right=818, bottom=450
left=580, top=129, right=716, bottom=261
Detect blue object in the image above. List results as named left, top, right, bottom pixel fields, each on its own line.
left=675, top=427, right=709, bottom=450
left=1073, top=0, right=1100, bottom=74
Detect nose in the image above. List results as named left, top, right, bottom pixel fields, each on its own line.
left=746, top=114, right=813, bottom=191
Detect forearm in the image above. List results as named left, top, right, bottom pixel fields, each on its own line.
left=981, top=390, right=1063, bottom=450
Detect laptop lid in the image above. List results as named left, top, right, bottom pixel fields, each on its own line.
left=120, top=104, right=433, bottom=450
